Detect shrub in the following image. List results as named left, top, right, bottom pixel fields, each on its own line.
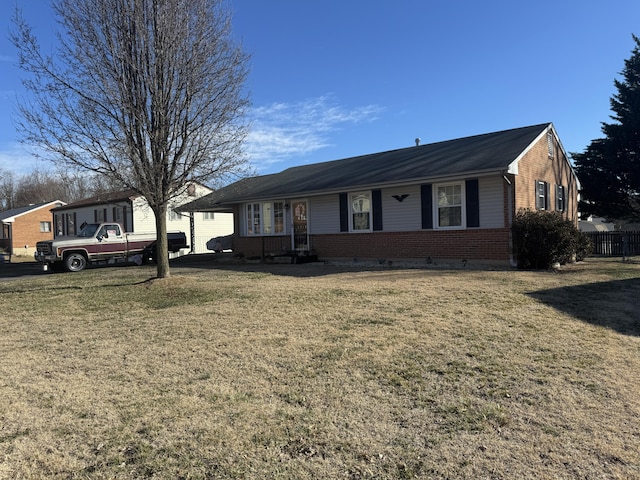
left=511, top=210, right=593, bottom=269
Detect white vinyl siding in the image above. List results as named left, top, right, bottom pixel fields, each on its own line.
left=382, top=186, right=421, bottom=232
left=53, top=184, right=230, bottom=254
left=308, top=177, right=505, bottom=234
left=308, top=195, right=339, bottom=234
left=478, top=176, right=504, bottom=228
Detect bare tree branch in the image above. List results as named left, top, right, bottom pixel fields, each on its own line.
left=11, top=0, right=251, bottom=277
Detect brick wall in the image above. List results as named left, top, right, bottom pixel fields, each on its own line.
left=231, top=229, right=511, bottom=263
left=10, top=208, right=55, bottom=257
left=311, top=229, right=510, bottom=262
left=514, top=131, right=578, bottom=224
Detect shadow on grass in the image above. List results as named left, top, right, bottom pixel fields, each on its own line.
left=168, top=253, right=498, bottom=278
left=528, top=277, right=640, bottom=336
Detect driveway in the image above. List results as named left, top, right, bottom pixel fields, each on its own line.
left=0, top=261, right=44, bottom=281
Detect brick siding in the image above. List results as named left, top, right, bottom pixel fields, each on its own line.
left=233, top=229, right=510, bottom=263
left=513, top=132, right=578, bottom=224
left=7, top=208, right=55, bottom=257
left=311, top=229, right=510, bottom=262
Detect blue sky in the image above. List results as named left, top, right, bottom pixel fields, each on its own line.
left=1, top=1, right=639, bottom=177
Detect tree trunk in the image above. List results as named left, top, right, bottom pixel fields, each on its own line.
left=154, top=204, right=170, bottom=278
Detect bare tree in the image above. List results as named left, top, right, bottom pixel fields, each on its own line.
left=12, top=0, right=250, bottom=278
left=0, top=168, right=16, bottom=211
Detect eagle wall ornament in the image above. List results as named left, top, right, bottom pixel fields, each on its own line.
left=392, top=194, right=409, bottom=202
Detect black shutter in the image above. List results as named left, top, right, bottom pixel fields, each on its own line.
left=544, top=182, right=550, bottom=211
left=339, top=193, right=349, bottom=232
left=421, top=184, right=433, bottom=229
left=465, top=179, right=480, bottom=228
left=372, top=189, right=383, bottom=231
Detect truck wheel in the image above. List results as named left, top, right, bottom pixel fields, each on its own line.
left=65, top=253, right=87, bottom=272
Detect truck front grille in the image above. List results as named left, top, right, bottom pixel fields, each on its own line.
left=36, top=241, right=53, bottom=255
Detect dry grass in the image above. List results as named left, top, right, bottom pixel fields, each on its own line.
left=0, top=257, right=639, bottom=479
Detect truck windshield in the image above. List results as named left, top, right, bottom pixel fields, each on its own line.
left=78, top=223, right=100, bottom=238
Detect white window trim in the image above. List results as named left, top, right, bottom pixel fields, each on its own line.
left=536, top=180, right=548, bottom=211
left=556, top=184, right=565, bottom=212
left=433, top=182, right=466, bottom=230
left=349, top=191, right=372, bottom=232
left=245, top=201, right=287, bottom=236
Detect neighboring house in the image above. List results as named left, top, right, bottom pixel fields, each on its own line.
left=51, top=185, right=233, bottom=255
left=180, top=123, right=579, bottom=265
left=0, top=201, right=66, bottom=257
left=579, top=215, right=615, bottom=232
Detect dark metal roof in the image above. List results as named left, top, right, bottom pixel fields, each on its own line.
left=52, top=189, right=139, bottom=211
left=181, top=123, right=550, bottom=211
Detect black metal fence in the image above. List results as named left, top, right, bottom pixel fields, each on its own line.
left=584, top=231, right=640, bottom=256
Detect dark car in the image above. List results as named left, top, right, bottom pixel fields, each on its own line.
left=206, top=234, right=234, bottom=253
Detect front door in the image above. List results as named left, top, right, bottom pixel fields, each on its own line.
left=291, top=200, right=309, bottom=252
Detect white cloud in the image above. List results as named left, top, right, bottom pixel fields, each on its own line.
left=247, top=95, right=382, bottom=169
left=0, top=142, right=46, bottom=175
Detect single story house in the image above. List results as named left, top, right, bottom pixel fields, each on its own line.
left=51, top=185, right=233, bottom=255
left=579, top=215, right=615, bottom=232
left=0, top=201, right=66, bottom=258
left=179, top=123, right=579, bottom=265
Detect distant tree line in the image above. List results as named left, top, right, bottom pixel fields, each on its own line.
left=0, top=167, right=124, bottom=211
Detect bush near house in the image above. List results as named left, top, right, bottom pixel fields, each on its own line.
left=512, top=210, right=593, bottom=269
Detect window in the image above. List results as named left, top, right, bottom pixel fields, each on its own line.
left=66, top=214, right=76, bottom=236
left=95, top=208, right=106, bottom=223
left=246, top=201, right=285, bottom=235
left=169, top=207, right=181, bottom=221
left=556, top=185, right=566, bottom=212
left=40, top=221, right=51, bottom=233
left=203, top=212, right=215, bottom=221
left=536, top=180, right=548, bottom=210
left=55, top=215, right=63, bottom=235
left=436, top=183, right=463, bottom=228
left=350, top=192, right=371, bottom=231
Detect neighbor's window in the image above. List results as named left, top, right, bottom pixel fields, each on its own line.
left=169, top=207, right=181, bottom=221
left=536, top=180, right=548, bottom=210
left=203, top=211, right=215, bottom=221
left=246, top=201, right=285, bottom=235
left=40, top=221, right=51, bottom=233
left=556, top=185, right=565, bottom=212
left=350, top=192, right=371, bottom=231
left=66, top=214, right=76, bottom=236
left=436, top=183, right=463, bottom=227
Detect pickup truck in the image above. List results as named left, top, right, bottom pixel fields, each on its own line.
left=34, top=222, right=188, bottom=272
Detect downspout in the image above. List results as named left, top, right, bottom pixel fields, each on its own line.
left=189, top=212, right=195, bottom=254
left=503, top=173, right=518, bottom=267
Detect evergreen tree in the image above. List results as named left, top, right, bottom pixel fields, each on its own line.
left=573, top=35, right=640, bottom=222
